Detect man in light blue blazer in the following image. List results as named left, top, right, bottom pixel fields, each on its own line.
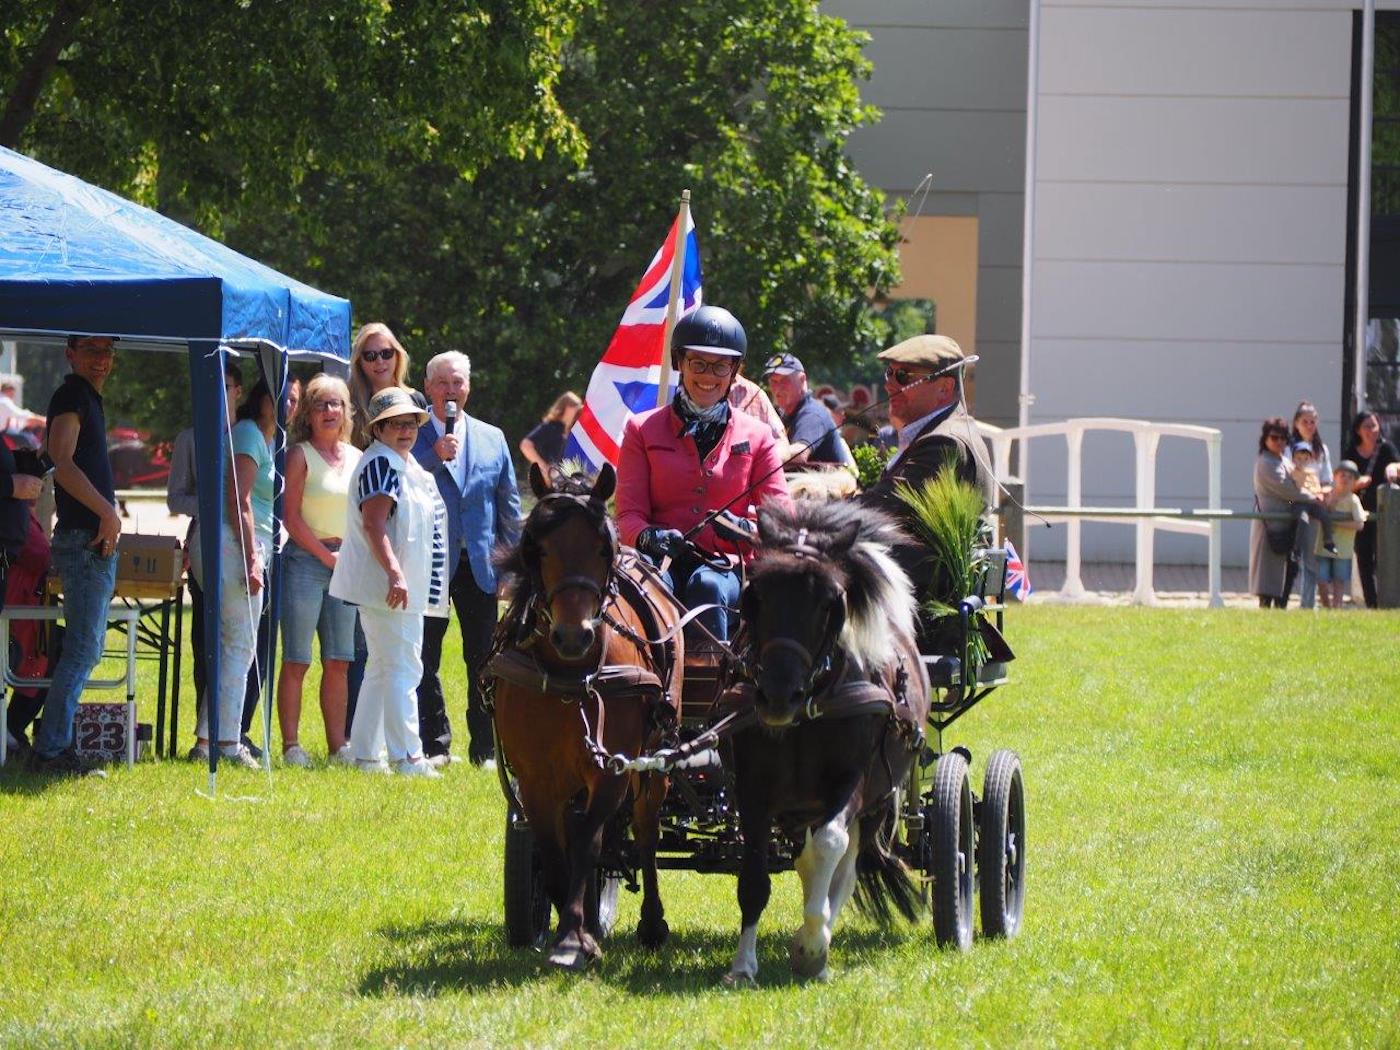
left=412, top=351, right=521, bottom=766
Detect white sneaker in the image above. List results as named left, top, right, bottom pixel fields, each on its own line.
left=356, top=757, right=391, bottom=775
left=282, top=745, right=313, bottom=768
left=425, top=753, right=451, bottom=769
left=395, top=756, right=442, bottom=779
left=330, top=744, right=355, bottom=766
left=219, top=745, right=261, bottom=770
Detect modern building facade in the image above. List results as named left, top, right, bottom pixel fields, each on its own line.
left=829, top=0, right=1400, bottom=564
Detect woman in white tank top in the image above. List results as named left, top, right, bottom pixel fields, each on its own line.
left=276, top=374, right=361, bottom=767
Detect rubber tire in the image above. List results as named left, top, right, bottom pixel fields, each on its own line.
left=979, top=749, right=1025, bottom=939
left=503, top=818, right=551, bottom=949
left=931, top=751, right=975, bottom=951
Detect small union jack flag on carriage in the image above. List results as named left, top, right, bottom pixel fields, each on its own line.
left=1004, top=539, right=1032, bottom=601
left=564, top=209, right=703, bottom=471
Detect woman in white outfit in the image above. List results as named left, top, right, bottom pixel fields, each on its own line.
left=330, top=387, right=448, bottom=777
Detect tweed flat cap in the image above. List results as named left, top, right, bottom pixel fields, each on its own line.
left=877, top=334, right=964, bottom=371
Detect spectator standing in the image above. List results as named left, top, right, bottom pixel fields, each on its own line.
left=0, top=380, right=42, bottom=433
left=1250, top=418, right=1337, bottom=609
left=1343, top=410, right=1400, bottom=608
left=276, top=374, right=361, bottom=767
left=32, top=336, right=121, bottom=775
left=330, top=388, right=448, bottom=777
left=762, top=353, right=847, bottom=467
left=727, top=371, right=785, bottom=442
left=1, top=431, right=43, bottom=760
left=1281, top=401, right=1334, bottom=605
left=194, top=379, right=278, bottom=769
left=1315, top=460, right=1366, bottom=609
left=167, top=359, right=246, bottom=760
left=411, top=351, right=521, bottom=767
left=519, top=391, right=582, bottom=475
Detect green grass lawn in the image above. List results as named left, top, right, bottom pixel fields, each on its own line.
left=2, top=606, right=1398, bottom=1048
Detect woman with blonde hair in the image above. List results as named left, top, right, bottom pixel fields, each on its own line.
left=350, top=323, right=426, bottom=450
left=276, top=373, right=361, bottom=766
left=519, top=390, right=582, bottom=474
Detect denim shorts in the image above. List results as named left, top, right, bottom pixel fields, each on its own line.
left=280, top=543, right=357, bottom=663
left=1316, top=556, right=1352, bottom=584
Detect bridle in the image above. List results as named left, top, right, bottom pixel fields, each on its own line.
left=519, top=491, right=619, bottom=639
left=741, top=529, right=848, bottom=715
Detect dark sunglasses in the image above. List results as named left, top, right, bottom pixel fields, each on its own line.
left=1265, top=432, right=1287, bottom=442
left=360, top=348, right=396, bottom=362
left=884, top=365, right=933, bottom=387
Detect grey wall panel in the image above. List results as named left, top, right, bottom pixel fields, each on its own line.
left=1038, top=96, right=1349, bottom=185
left=976, top=265, right=1025, bottom=345
left=1034, top=183, right=1348, bottom=266
left=827, top=0, right=1028, bottom=28
left=978, top=194, right=1027, bottom=267
left=847, top=109, right=1027, bottom=194
left=861, top=27, right=1028, bottom=111
left=971, top=338, right=1022, bottom=426
left=1032, top=260, right=1344, bottom=343
left=1041, top=7, right=1349, bottom=98
left=1045, top=0, right=1400, bottom=11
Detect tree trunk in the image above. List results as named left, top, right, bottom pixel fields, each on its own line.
left=0, top=0, right=95, bottom=149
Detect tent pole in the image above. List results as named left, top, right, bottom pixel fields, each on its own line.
left=190, top=341, right=228, bottom=786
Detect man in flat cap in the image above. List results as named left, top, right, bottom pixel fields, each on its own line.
left=860, top=335, right=995, bottom=643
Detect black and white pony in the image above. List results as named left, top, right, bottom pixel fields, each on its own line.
left=725, top=500, right=930, bottom=985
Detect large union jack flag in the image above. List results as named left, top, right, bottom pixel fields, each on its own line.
left=564, top=212, right=703, bottom=471
left=1004, top=539, right=1032, bottom=601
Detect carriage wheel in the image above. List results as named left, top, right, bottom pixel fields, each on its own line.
left=931, top=751, right=974, bottom=951
left=503, top=817, right=551, bottom=949
left=587, top=869, right=622, bottom=939
left=979, top=749, right=1025, bottom=939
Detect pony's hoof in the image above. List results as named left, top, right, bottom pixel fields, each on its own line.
left=789, top=937, right=829, bottom=980
left=721, top=970, right=757, bottom=990
left=547, top=932, right=601, bottom=972
left=636, top=916, right=670, bottom=949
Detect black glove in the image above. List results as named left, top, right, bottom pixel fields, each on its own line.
left=637, top=527, right=685, bottom=560
left=711, top=509, right=756, bottom=546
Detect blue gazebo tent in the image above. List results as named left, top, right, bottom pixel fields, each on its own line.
left=0, top=145, right=352, bottom=776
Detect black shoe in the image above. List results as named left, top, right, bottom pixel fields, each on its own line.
left=4, top=730, right=34, bottom=767
left=240, top=736, right=264, bottom=761
left=27, top=748, right=105, bottom=778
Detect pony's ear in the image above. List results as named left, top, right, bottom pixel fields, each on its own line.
left=756, top=505, right=787, bottom=547
left=529, top=462, right=551, bottom=499
left=827, top=519, right=861, bottom=555
left=592, top=463, right=616, bottom=504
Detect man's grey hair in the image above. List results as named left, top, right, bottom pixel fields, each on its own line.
left=425, top=351, right=472, bottom=385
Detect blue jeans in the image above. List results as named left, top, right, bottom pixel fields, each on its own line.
left=35, top=529, right=118, bottom=758
left=659, top=560, right=741, bottom=642
left=280, top=544, right=357, bottom=664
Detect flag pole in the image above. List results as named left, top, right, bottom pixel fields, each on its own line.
left=655, top=189, right=691, bottom=407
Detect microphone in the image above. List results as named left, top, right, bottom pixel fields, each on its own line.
left=444, top=400, right=458, bottom=432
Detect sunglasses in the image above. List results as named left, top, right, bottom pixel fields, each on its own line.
left=360, top=348, right=396, bottom=363
left=380, top=417, right=420, bottom=431
left=1266, top=432, right=1287, bottom=442
left=884, top=365, right=933, bottom=387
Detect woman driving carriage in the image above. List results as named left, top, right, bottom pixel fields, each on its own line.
left=615, top=305, right=792, bottom=642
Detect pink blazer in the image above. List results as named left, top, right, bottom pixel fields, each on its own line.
left=616, top=404, right=792, bottom=560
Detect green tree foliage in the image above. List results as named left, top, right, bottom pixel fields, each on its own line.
left=4, top=0, right=900, bottom=443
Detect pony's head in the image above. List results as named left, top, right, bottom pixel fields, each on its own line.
left=506, top=462, right=617, bottom=660
left=742, top=501, right=915, bottom=728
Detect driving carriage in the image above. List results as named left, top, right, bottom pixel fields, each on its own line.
left=486, top=464, right=1025, bottom=976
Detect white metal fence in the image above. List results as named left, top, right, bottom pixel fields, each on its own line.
left=978, top=418, right=1225, bottom=607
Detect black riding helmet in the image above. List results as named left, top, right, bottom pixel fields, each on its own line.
left=670, top=305, right=747, bottom=371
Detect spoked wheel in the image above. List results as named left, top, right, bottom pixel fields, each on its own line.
left=979, top=749, right=1026, bottom=939
left=503, top=816, right=551, bottom=949
left=931, top=751, right=975, bottom=951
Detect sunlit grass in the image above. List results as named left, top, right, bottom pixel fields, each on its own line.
left=2, top=607, right=1397, bottom=1047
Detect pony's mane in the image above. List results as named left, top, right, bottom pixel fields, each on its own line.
left=495, top=482, right=611, bottom=613
left=752, top=500, right=916, bottom=670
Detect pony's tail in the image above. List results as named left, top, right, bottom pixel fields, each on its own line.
left=851, top=811, right=923, bottom=925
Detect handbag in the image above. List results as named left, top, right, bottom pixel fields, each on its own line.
left=1256, top=495, right=1298, bottom=557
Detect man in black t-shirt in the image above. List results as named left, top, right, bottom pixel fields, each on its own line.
left=32, top=336, right=122, bottom=776
left=762, top=352, right=846, bottom=467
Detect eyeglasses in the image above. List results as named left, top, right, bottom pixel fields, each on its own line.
left=360, top=348, right=396, bottom=363
left=315, top=399, right=345, bottom=412
left=684, top=357, right=735, bottom=377
left=884, top=365, right=933, bottom=387
left=381, top=417, right=419, bottom=431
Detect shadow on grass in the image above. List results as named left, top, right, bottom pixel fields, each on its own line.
left=358, top=917, right=915, bottom=997
left=0, top=765, right=73, bottom=795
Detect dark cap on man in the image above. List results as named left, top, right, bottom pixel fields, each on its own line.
left=878, top=334, right=964, bottom=372
left=1336, top=459, right=1359, bottom=476
left=762, top=352, right=804, bottom=378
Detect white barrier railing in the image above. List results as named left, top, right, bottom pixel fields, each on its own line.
left=978, top=418, right=1224, bottom=608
